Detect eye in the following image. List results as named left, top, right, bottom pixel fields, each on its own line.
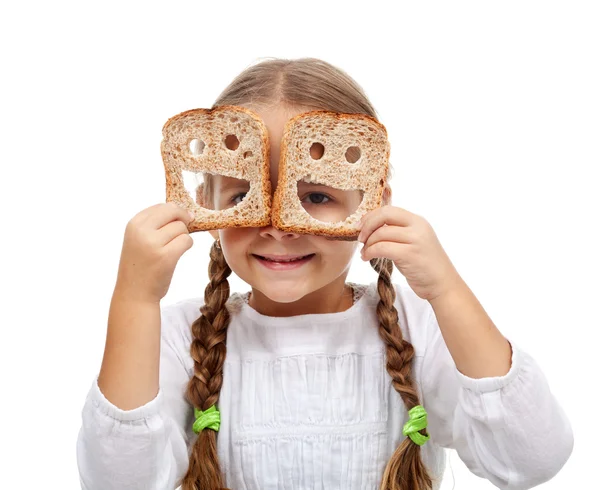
left=302, top=193, right=332, bottom=205
left=231, top=192, right=247, bottom=204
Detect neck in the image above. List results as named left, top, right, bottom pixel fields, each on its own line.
left=248, top=282, right=354, bottom=317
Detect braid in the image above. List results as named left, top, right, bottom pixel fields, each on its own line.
left=182, top=240, right=232, bottom=490
left=370, top=257, right=433, bottom=490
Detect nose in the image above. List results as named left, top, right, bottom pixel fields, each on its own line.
left=258, top=224, right=302, bottom=241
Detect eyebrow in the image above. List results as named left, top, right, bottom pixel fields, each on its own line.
left=298, top=182, right=340, bottom=192
left=219, top=178, right=250, bottom=190
left=298, top=180, right=327, bottom=187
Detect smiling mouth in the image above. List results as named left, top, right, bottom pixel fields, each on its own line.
left=253, top=254, right=315, bottom=263
left=252, top=254, right=315, bottom=271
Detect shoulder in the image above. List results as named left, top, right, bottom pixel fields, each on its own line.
left=361, top=281, right=433, bottom=358
left=159, top=297, right=202, bottom=363
left=159, top=292, right=246, bottom=351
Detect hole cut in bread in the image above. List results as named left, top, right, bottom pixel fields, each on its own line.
left=272, top=110, right=390, bottom=241
left=161, top=105, right=272, bottom=232
left=161, top=106, right=390, bottom=240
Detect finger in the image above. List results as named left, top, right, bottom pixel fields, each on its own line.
left=357, top=206, right=412, bottom=243
left=158, top=220, right=190, bottom=247
left=362, top=240, right=410, bottom=262
left=135, top=202, right=175, bottom=221
left=362, top=225, right=412, bottom=250
left=164, top=232, right=194, bottom=258
left=149, top=202, right=194, bottom=230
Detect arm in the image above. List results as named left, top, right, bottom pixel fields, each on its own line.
left=421, top=291, right=574, bottom=489
left=76, top=294, right=193, bottom=490
left=427, top=276, right=512, bottom=379
left=97, top=292, right=161, bottom=410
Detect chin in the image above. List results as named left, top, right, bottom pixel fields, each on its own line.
left=251, top=280, right=314, bottom=304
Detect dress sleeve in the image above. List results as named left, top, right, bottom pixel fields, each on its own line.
left=420, top=308, right=574, bottom=490
left=76, top=305, right=193, bottom=490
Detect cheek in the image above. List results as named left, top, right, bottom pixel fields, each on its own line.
left=318, top=240, right=357, bottom=259
left=220, top=229, right=253, bottom=251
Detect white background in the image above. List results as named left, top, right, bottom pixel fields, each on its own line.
left=1, top=1, right=598, bottom=488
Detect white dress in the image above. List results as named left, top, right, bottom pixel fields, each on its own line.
left=76, top=281, right=573, bottom=490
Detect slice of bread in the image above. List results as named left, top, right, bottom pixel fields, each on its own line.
left=272, top=110, right=390, bottom=241
left=161, top=107, right=390, bottom=240
left=161, top=105, right=272, bottom=233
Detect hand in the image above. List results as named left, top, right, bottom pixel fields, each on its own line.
left=114, top=202, right=195, bottom=304
left=357, top=205, right=462, bottom=301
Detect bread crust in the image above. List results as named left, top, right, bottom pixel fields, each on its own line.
left=272, top=110, right=390, bottom=240
left=161, top=107, right=390, bottom=241
left=161, top=105, right=272, bottom=233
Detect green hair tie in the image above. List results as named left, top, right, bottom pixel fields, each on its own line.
left=402, top=405, right=430, bottom=446
left=193, top=405, right=221, bottom=434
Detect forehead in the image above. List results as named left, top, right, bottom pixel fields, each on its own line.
left=238, top=104, right=313, bottom=185
left=243, top=104, right=312, bottom=137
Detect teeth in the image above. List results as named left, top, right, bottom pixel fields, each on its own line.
left=263, top=255, right=309, bottom=263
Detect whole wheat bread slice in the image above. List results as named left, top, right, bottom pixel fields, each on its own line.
left=272, top=110, right=390, bottom=241
left=161, top=105, right=272, bottom=233
left=161, top=107, right=390, bottom=240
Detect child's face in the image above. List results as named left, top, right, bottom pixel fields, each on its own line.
left=207, top=104, right=373, bottom=310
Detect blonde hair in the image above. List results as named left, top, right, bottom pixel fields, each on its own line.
left=182, top=57, right=432, bottom=490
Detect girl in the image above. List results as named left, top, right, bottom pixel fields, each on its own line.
left=76, top=58, right=573, bottom=490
